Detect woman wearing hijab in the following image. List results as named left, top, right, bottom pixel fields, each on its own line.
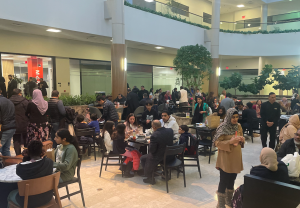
left=26, top=89, right=49, bottom=144
left=213, top=108, right=245, bottom=208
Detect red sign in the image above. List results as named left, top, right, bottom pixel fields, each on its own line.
left=226, top=66, right=229, bottom=70
left=27, top=58, right=43, bottom=83
left=283, top=68, right=286, bottom=71
left=242, top=16, right=245, bottom=19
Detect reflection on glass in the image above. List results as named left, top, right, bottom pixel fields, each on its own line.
left=127, top=64, right=152, bottom=92
left=153, top=66, right=181, bottom=93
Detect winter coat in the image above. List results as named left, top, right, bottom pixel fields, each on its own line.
left=123, top=148, right=142, bottom=171
left=0, top=95, right=16, bottom=131
left=9, top=95, right=29, bottom=134
left=279, top=114, right=300, bottom=144
left=0, top=77, right=7, bottom=98
left=7, top=79, right=18, bottom=98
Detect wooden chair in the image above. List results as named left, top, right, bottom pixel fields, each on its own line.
left=42, top=141, right=53, bottom=151
left=75, top=127, right=98, bottom=161
left=58, top=155, right=85, bottom=207
left=8, top=172, right=62, bottom=208
left=0, top=155, right=23, bottom=167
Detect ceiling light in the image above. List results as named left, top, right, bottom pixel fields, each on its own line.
left=1, top=54, right=10, bottom=57
left=124, top=58, right=127, bottom=71
left=237, top=5, right=244, bottom=8
left=155, top=47, right=164, bottom=49
left=46, top=28, right=61, bottom=33
left=145, top=0, right=154, bottom=2
left=155, top=67, right=166, bottom=69
left=220, top=22, right=223, bottom=24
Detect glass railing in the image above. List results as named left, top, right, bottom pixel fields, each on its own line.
left=125, top=0, right=300, bottom=34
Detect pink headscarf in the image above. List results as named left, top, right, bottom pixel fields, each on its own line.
left=32, top=89, right=48, bottom=115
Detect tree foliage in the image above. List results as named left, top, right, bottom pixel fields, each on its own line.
left=273, top=65, right=300, bottom=91
left=173, top=44, right=212, bottom=92
left=219, top=72, right=242, bottom=95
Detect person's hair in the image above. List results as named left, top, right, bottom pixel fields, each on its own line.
left=8, top=75, right=12, bottom=77
left=40, top=78, right=43, bottom=81
left=180, top=125, right=189, bottom=133
left=180, top=86, right=184, bottom=89
left=0, top=77, right=5, bottom=83
left=293, top=89, right=298, bottom=94
left=77, top=114, right=85, bottom=123
left=112, top=123, right=126, bottom=140
left=127, top=88, right=131, bottom=92
left=232, top=111, right=239, bottom=115
left=247, top=102, right=253, bottom=109
left=125, top=113, right=138, bottom=126
left=202, top=93, right=206, bottom=98
left=269, top=92, right=275, bottom=96
left=56, top=129, right=80, bottom=155
left=103, top=121, right=115, bottom=136
left=233, top=96, right=237, bottom=99
left=161, top=110, right=170, bottom=116
left=237, top=101, right=243, bottom=106
left=217, top=106, right=226, bottom=116
left=27, top=140, right=44, bottom=158
left=145, top=100, right=153, bottom=106
left=196, top=96, right=204, bottom=107
left=90, top=113, right=98, bottom=121
left=208, top=92, right=214, bottom=98
left=134, top=86, right=137, bottom=88
left=143, top=93, right=148, bottom=98
left=226, top=93, right=232, bottom=98
left=97, top=95, right=105, bottom=101
left=150, top=88, right=153, bottom=93
left=52, top=90, right=59, bottom=97
left=256, top=99, right=262, bottom=104
left=141, top=85, right=144, bottom=88
left=174, top=88, right=177, bottom=91
left=12, top=88, right=21, bottom=95
left=152, top=120, right=161, bottom=128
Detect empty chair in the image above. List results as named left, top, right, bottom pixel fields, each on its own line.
left=133, top=106, right=145, bottom=119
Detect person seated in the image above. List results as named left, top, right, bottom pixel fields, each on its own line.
left=54, top=129, right=79, bottom=183
left=179, top=125, right=197, bottom=155
left=279, top=97, right=289, bottom=112
left=112, top=123, right=128, bottom=155
left=7, top=140, right=54, bottom=208
left=140, top=120, right=174, bottom=184
left=102, top=121, right=115, bottom=153
left=213, top=106, right=226, bottom=121
left=241, top=102, right=258, bottom=134
left=192, top=96, right=209, bottom=124
left=139, top=93, right=150, bottom=107
left=113, top=94, right=126, bottom=105
left=277, top=128, right=300, bottom=160
left=124, top=113, right=142, bottom=148
left=75, top=114, right=94, bottom=144
left=164, top=90, right=172, bottom=101
left=252, top=100, right=262, bottom=118
left=141, top=100, right=159, bottom=133
left=88, top=113, right=100, bottom=135
left=235, top=101, right=244, bottom=115
left=160, top=110, right=179, bottom=140
left=279, top=114, right=300, bottom=146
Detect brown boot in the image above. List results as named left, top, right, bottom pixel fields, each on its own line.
left=225, top=189, right=234, bottom=208
left=216, top=191, right=226, bottom=208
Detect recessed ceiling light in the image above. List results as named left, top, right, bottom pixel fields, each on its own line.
left=220, top=22, right=223, bottom=24
left=145, top=0, right=154, bottom=2
left=155, top=47, right=164, bottom=49
left=46, top=28, right=61, bottom=33
left=237, top=4, right=244, bottom=8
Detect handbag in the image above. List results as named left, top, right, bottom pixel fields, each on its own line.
left=206, top=115, right=220, bottom=129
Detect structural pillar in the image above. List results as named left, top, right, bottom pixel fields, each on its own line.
left=209, top=0, right=220, bottom=96
left=261, top=4, right=268, bottom=31
left=111, top=0, right=127, bottom=99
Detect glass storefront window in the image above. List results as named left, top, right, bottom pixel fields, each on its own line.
left=127, top=64, right=152, bottom=92
left=1, top=53, right=53, bottom=97
left=153, top=66, right=182, bottom=93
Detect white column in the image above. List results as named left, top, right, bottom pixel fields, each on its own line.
left=261, top=4, right=268, bottom=31
left=111, top=0, right=125, bottom=45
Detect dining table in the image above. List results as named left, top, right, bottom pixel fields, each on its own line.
left=127, top=136, right=150, bottom=154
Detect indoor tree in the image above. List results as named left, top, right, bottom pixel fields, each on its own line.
left=273, top=65, right=300, bottom=95
left=219, top=72, right=242, bottom=95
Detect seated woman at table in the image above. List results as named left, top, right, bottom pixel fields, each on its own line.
left=213, top=106, right=226, bottom=121
left=54, top=128, right=79, bottom=183
left=103, top=121, right=115, bottom=153
left=141, top=100, right=159, bottom=133
left=192, top=96, right=209, bottom=124
left=124, top=113, right=142, bottom=148
left=7, top=140, right=54, bottom=208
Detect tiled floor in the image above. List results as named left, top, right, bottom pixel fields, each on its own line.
left=54, top=136, right=263, bottom=208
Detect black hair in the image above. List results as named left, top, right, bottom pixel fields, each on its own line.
left=13, top=88, right=21, bottom=95
left=161, top=110, right=170, bottom=116
left=237, top=101, right=243, bottom=106
left=143, top=93, right=148, bottom=98
left=256, top=99, right=262, bottom=104
left=56, top=129, right=80, bottom=155
left=27, top=140, right=44, bottom=158
left=125, top=113, right=138, bottom=126
left=52, top=90, right=59, bottom=97
left=77, top=114, right=85, bottom=123
left=217, top=106, right=226, bottom=116
left=103, top=121, right=115, bottom=137
left=180, top=125, right=189, bottom=132
left=196, top=96, right=204, bottom=108
left=127, top=88, right=131, bottom=92
left=226, top=93, right=232, bottom=98
left=8, top=75, right=12, bottom=77
left=180, top=86, right=184, bottom=89
left=0, top=77, right=5, bottom=83
left=150, top=88, right=153, bottom=93
left=247, top=102, right=253, bottom=109
left=141, top=85, right=144, bottom=88
left=174, top=88, right=177, bottom=91
left=112, top=123, right=126, bottom=140
left=233, top=96, right=237, bottom=99
left=293, top=89, right=298, bottom=94
left=233, top=111, right=239, bottom=115
left=97, top=95, right=105, bottom=101
left=269, top=92, right=275, bottom=96
left=90, top=113, right=98, bottom=121
left=145, top=100, right=153, bottom=106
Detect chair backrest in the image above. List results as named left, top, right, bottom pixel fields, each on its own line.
left=18, top=172, right=62, bottom=208
left=134, top=106, right=144, bottom=116
left=164, top=144, right=185, bottom=160
left=89, top=106, right=102, bottom=118
left=0, top=155, right=23, bottom=167
left=158, top=104, right=165, bottom=112
left=76, top=155, right=83, bottom=178
left=243, top=174, right=300, bottom=208
left=75, top=127, right=96, bottom=139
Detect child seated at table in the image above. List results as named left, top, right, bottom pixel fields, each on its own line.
left=7, top=140, right=54, bottom=208
left=88, top=113, right=100, bottom=135
left=75, top=114, right=94, bottom=154
left=178, top=125, right=197, bottom=155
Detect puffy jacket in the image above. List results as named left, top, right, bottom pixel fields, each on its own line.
left=48, top=98, right=66, bottom=123
left=0, top=95, right=16, bottom=132
left=9, top=95, right=29, bottom=134
left=101, top=100, right=119, bottom=121
left=160, top=115, right=179, bottom=139
left=279, top=114, right=300, bottom=144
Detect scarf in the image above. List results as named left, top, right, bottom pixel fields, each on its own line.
left=213, top=108, right=238, bottom=146
left=259, top=147, right=278, bottom=171
left=32, top=89, right=48, bottom=115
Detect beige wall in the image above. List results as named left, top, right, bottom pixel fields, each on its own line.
left=55, top=58, right=71, bottom=95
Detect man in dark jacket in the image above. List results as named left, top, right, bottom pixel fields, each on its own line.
left=25, top=77, right=36, bottom=97
left=0, top=89, right=16, bottom=156
left=140, top=120, right=174, bottom=184
left=139, top=93, right=151, bottom=107
left=241, top=102, right=258, bottom=134
left=126, top=88, right=139, bottom=114
left=97, top=96, right=119, bottom=126
left=9, top=89, right=29, bottom=155
left=7, top=75, right=18, bottom=98
left=38, top=78, right=48, bottom=97
left=138, top=86, right=149, bottom=101
left=261, top=92, right=281, bottom=149
left=48, top=90, right=66, bottom=148
left=141, top=100, right=159, bottom=132
left=277, top=129, right=300, bottom=160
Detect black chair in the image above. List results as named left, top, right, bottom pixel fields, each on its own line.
left=182, top=139, right=202, bottom=178
left=196, top=129, right=216, bottom=164
left=152, top=144, right=186, bottom=193
left=75, top=127, right=98, bottom=161
left=58, top=155, right=85, bottom=207
left=243, top=117, right=260, bottom=143
left=99, top=137, right=123, bottom=177
left=158, top=104, right=165, bottom=115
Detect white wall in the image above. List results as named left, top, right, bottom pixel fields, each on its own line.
left=70, top=59, right=81, bottom=96
left=220, top=58, right=259, bottom=70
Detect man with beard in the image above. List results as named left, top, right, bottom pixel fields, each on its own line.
left=277, top=128, right=300, bottom=160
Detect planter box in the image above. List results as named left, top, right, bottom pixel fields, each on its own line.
left=173, top=114, right=195, bottom=134
left=66, top=105, right=89, bottom=115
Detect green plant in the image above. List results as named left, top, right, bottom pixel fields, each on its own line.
left=59, top=94, right=97, bottom=106
left=273, top=65, right=300, bottom=92
left=219, top=72, right=242, bottom=95
left=14, top=76, right=23, bottom=85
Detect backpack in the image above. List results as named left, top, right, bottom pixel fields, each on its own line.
left=65, top=107, right=78, bottom=125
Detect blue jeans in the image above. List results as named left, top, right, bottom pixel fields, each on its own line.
left=0, top=129, right=16, bottom=156
left=51, top=122, right=59, bottom=149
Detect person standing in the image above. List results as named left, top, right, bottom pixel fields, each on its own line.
left=0, top=89, right=16, bottom=156
left=9, top=89, right=29, bottom=155
left=220, top=93, right=235, bottom=111
left=38, top=78, right=48, bottom=98
left=172, top=88, right=180, bottom=103
left=48, top=90, right=66, bottom=148
left=219, top=90, right=226, bottom=102
left=0, top=77, right=7, bottom=98
left=179, top=86, right=188, bottom=108
left=192, top=96, right=209, bottom=124
left=26, top=89, right=49, bottom=144
left=97, top=96, right=119, bottom=127
left=25, top=77, right=36, bottom=97
left=138, top=86, right=149, bottom=101
left=7, top=75, right=18, bottom=98
left=260, top=92, right=281, bottom=149
left=139, top=93, right=150, bottom=107
left=126, top=88, right=139, bottom=114
left=213, top=108, right=245, bottom=208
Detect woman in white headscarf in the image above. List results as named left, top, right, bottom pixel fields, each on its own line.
left=26, top=89, right=49, bottom=145
left=213, top=108, right=245, bottom=208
